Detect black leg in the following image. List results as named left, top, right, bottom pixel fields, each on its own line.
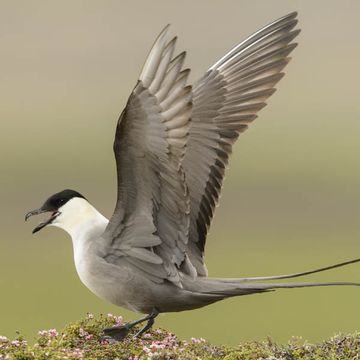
left=102, top=308, right=159, bottom=342
left=133, top=315, right=155, bottom=338
left=102, top=323, right=132, bottom=342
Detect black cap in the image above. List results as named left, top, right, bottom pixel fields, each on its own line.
left=40, top=189, right=86, bottom=212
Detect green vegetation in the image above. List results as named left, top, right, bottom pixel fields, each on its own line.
left=1, top=314, right=360, bottom=359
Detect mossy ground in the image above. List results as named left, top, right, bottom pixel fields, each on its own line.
left=1, top=314, right=360, bottom=359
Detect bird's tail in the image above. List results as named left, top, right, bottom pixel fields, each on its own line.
left=194, top=257, right=360, bottom=298
left=202, top=279, right=360, bottom=298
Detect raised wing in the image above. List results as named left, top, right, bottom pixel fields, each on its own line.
left=103, top=26, right=195, bottom=287
left=183, top=12, right=300, bottom=275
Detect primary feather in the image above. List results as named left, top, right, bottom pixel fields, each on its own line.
left=104, top=12, right=300, bottom=287
left=184, top=12, right=299, bottom=276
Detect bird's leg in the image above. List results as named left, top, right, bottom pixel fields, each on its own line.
left=102, top=308, right=159, bottom=341
left=133, top=309, right=158, bottom=338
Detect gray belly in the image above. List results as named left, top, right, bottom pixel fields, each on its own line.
left=75, top=255, right=220, bottom=314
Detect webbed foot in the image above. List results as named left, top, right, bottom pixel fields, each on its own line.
left=102, top=324, right=131, bottom=342
left=101, top=308, right=159, bottom=342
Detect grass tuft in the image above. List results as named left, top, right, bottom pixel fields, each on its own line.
left=1, top=314, right=360, bottom=359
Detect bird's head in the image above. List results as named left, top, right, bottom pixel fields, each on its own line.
left=25, top=189, right=87, bottom=234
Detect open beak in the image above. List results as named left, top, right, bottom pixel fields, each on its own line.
left=25, top=208, right=60, bottom=234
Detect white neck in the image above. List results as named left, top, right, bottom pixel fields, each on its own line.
left=50, top=198, right=109, bottom=241
left=49, top=197, right=109, bottom=295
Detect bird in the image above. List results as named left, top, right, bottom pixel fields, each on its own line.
left=25, top=12, right=360, bottom=341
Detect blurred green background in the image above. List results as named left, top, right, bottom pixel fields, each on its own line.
left=1, top=0, right=360, bottom=346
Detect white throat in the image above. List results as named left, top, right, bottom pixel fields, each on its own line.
left=50, top=197, right=109, bottom=241
left=49, top=197, right=110, bottom=297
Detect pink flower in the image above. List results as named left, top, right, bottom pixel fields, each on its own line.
left=191, top=337, right=206, bottom=344
left=107, top=313, right=123, bottom=325
left=150, top=342, right=166, bottom=350
left=48, top=329, right=58, bottom=337
left=79, top=328, right=93, bottom=340
left=0, top=336, right=8, bottom=343
left=38, top=329, right=58, bottom=338
left=10, top=339, right=26, bottom=347
left=87, top=313, right=94, bottom=319
left=71, top=348, right=84, bottom=359
left=114, top=316, right=123, bottom=325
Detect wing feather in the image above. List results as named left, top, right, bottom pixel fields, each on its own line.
left=103, top=13, right=300, bottom=285
left=183, top=12, right=300, bottom=276
left=103, top=26, right=193, bottom=286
